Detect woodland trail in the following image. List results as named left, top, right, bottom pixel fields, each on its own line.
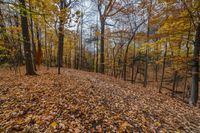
left=0, top=68, right=200, bottom=133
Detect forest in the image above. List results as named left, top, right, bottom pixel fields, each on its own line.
left=0, top=0, right=200, bottom=132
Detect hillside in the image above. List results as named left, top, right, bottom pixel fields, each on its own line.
left=0, top=68, right=200, bottom=133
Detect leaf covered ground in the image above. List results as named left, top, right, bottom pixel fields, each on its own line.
left=0, top=68, right=200, bottom=133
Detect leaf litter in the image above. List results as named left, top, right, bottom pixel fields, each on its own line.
left=0, top=68, right=200, bottom=133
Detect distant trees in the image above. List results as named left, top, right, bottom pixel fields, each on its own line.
left=157, top=0, right=199, bottom=105
left=0, top=0, right=199, bottom=105
left=89, top=0, right=200, bottom=106
left=1, top=0, right=80, bottom=74
left=153, top=0, right=199, bottom=105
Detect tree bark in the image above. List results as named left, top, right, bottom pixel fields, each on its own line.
left=99, top=18, right=105, bottom=74
left=29, top=0, right=37, bottom=71
left=96, top=33, right=99, bottom=73
left=131, top=40, right=136, bottom=83
left=190, top=23, right=200, bottom=105
left=112, top=47, right=116, bottom=77
left=183, top=25, right=191, bottom=99
left=57, top=0, right=65, bottom=74
left=172, top=71, right=178, bottom=96
left=19, top=0, right=36, bottom=75
left=123, top=44, right=129, bottom=81
left=79, top=13, right=83, bottom=70
left=144, top=18, right=150, bottom=87
left=159, top=43, right=167, bottom=93
left=15, top=15, right=23, bottom=65
left=44, top=24, right=49, bottom=70
left=36, top=25, right=42, bottom=67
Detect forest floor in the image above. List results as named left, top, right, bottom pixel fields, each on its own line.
left=0, top=67, right=200, bottom=133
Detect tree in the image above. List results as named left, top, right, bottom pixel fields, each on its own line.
left=28, top=0, right=37, bottom=71
left=19, top=0, right=36, bottom=75
left=96, top=0, right=125, bottom=74
left=191, top=22, right=200, bottom=105
left=181, top=0, right=200, bottom=105
left=57, top=0, right=78, bottom=74
left=57, top=0, right=66, bottom=74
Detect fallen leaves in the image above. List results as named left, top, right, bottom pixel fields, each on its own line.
left=50, top=121, right=57, bottom=129
left=0, top=67, right=200, bottom=132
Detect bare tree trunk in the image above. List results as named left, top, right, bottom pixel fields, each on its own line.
left=44, top=24, right=49, bottom=70
left=36, top=25, right=42, bottom=68
left=49, top=42, right=53, bottom=67
left=68, top=51, right=71, bottom=68
left=80, top=13, right=83, bottom=70
left=155, top=44, right=159, bottom=82
left=74, top=45, right=77, bottom=69
left=68, top=41, right=72, bottom=68
left=144, top=18, right=150, bottom=87
left=183, top=26, right=191, bottom=99
left=131, top=60, right=135, bottom=83
left=14, top=14, right=23, bottom=65
left=131, top=37, right=136, bottom=83
left=159, top=43, right=167, bottom=93
left=123, top=23, right=142, bottom=81
left=123, top=44, right=129, bottom=81
left=19, top=0, right=36, bottom=75
left=172, top=71, right=178, bottom=96
left=190, top=23, right=200, bottom=105
left=74, top=36, right=78, bottom=69
left=112, top=47, right=116, bottom=77
left=100, top=19, right=105, bottom=74
left=28, top=0, right=37, bottom=71
left=96, top=33, right=99, bottom=73
left=134, top=63, right=139, bottom=82
left=57, top=0, right=65, bottom=74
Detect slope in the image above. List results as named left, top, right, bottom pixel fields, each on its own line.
left=0, top=68, right=200, bottom=132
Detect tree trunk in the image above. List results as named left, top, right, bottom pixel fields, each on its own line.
left=112, top=48, right=116, bottom=77
left=190, top=23, right=200, bottom=105
left=96, top=34, right=99, bottom=73
left=144, top=21, right=150, bottom=87
left=57, top=0, right=65, bottom=74
left=172, top=71, right=178, bottom=96
left=159, top=43, right=167, bottom=93
left=36, top=25, right=42, bottom=68
left=79, top=13, right=83, bottom=70
left=100, top=19, right=105, bottom=74
left=57, top=21, right=64, bottom=74
left=49, top=42, right=53, bottom=67
left=123, top=44, right=129, bottom=81
left=123, top=35, right=136, bottom=81
left=155, top=44, right=159, bottom=82
left=29, top=0, right=37, bottom=71
left=68, top=53, right=71, bottom=68
left=183, top=25, right=191, bottom=99
left=15, top=15, right=23, bottom=65
left=131, top=59, right=135, bottom=83
left=93, top=39, right=96, bottom=72
left=44, top=24, right=49, bottom=70
left=19, top=0, right=36, bottom=75
left=131, top=38, right=136, bottom=83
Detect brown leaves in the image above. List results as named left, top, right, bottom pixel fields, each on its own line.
left=0, top=68, right=200, bottom=132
